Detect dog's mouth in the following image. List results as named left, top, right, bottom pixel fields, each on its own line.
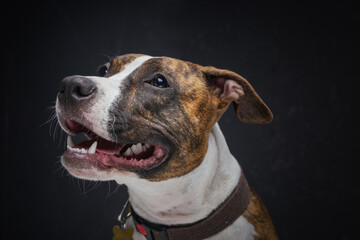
left=62, top=119, right=169, bottom=171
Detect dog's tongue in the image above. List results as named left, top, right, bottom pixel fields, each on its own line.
left=66, top=119, right=123, bottom=154
left=74, top=139, right=123, bottom=154
left=66, top=119, right=84, bottom=132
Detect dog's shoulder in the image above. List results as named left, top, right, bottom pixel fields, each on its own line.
left=242, top=188, right=278, bottom=240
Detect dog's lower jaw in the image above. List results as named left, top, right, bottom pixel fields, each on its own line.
left=117, top=124, right=257, bottom=239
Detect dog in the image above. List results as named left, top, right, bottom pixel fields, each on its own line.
left=55, top=54, right=278, bottom=240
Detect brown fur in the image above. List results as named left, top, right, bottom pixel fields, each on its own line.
left=201, top=66, right=273, bottom=123
left=243, top=188, right=278, bottom=240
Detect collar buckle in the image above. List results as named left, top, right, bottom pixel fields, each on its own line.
left=117, top=200, right=132, bottom=230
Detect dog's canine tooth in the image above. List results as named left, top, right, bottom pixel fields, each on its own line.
left=123, top=147, right=133, bottom=156
left=131, top=143, right=142, bottom=155
left=67, top=135, right=74, bottom=148
left=88, top=141, right=97, bottom=154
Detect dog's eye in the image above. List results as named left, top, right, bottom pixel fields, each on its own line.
left=150, top=76, right=169, bottom=88
left=97, top=65, right=108, bottom=77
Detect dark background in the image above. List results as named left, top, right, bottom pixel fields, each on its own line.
left=1, top=0, right=359, bottom=239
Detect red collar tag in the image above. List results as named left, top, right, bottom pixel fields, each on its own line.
left=136, top=224, right=147, bottom=236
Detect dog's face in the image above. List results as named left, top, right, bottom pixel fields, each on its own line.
left=56, top=54, right=272, bottom=181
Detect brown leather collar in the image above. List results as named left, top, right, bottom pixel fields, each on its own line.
left=131, top=172, right=250, bottom=240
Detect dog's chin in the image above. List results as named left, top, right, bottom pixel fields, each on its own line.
left=60, top=119, right=170, bottom=180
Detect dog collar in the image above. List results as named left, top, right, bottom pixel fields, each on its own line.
left=130, top=172, right=250, bottom=240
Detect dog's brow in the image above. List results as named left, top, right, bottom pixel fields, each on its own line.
left=109, top=56, right=154, bottom=80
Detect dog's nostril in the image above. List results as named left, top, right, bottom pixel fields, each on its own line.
left=73, top=85, right=95, bottom=97
left=70, top=77, right=96, bottom=99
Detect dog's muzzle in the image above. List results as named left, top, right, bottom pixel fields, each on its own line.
left=56, top=75, right=170, bottom=174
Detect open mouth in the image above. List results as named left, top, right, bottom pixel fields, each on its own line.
left=62, top=119, right=169, bottom=171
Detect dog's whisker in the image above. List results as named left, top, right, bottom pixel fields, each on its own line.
left=61, top=131, right=67, bottom=150
left=82, top=180, right=88, bottom=195
left=57, top=125, right=66, bottom=149
left=106, top=181, right=111, bottom=199
left=110, top=112, right=118, bottom=143
left=53, top=120, right=60, bottom=142
left=105, top=181, right=120, bottom=199
left=52, top=160, right=64, bottom=175
left=99, top=52, right=113, bottom=61
left=40, top=105, right=57, bottom=128
left=60, top=167, right=65, bottom=178
left=96, top=181, right=102, bottom=191
left=87, top=181, right=101, bottom=193
left=69, top=175, right=75, bottom=187
left=84, top=181, right=91, bottom=193
left=40, top=111, right=57, bottom=128
left=112, top=183, right=120, bottom=195
left=46, top=116, right=57, bottom=137
left=77, top=179, right=84, bottom=194
left=48, top=113, right=58, bottom=137
left=77, top=179, right=82, bottom=193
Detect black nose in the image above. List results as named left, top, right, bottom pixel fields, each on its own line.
left=58, top=76, right=97, bottom=105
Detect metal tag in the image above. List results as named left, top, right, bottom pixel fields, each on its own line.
left=112, top=225, right=134, bottom=240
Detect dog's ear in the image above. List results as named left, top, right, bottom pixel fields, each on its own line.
left=201, top=66, right=273, bottom=123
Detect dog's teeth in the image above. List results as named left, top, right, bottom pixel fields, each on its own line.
left=88, top=141, right=97, bottom=154
left=67, top=135, right=74, bottom=148
left=131, top=143, right=142, bottom=155
left=80, top=148, right=87, bottom=153
left=144, top=143, right=150, bottom=149
left=142, top=145, right=147, bottom=152
left=123, top=148, right=133, bottom=156
left=72, top=148, right=81, bottom=153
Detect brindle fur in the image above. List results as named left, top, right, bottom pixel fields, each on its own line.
left=243, top=188, right=278, bottom=239
left=100, top=54, right=272, bottom=182
left=106, top=56, right=218, bottom=181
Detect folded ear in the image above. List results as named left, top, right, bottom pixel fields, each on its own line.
left=202, top=66, right=273, bottom=123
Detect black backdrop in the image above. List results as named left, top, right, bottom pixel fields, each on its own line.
left=1, top=0, right=359, bottom=239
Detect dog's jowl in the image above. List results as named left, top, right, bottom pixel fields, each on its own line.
left=55, top=54, right=278, bottom=240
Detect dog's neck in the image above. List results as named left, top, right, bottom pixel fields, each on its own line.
left=115, top=123, right=241, bottom=225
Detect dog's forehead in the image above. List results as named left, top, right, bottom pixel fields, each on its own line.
left=105, top=54, right=145, bottom=75
left=107, top=54, right=203, bottom=84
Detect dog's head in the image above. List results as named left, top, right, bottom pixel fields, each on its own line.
left=56, top=54, right=272, bottom=181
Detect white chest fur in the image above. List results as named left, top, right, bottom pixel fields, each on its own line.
left=116, top=124, right=256, bottom=239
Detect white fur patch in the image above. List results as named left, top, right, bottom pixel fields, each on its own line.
left=82, top=55, right=153, bottom=140
left=123, top=124, right=255, bottom=239
left=115, top=124, right=242, bottom=223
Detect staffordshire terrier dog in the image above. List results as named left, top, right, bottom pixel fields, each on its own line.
left=55, top=54, right=278, bottom=240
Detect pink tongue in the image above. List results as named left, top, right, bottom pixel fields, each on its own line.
left=66, top=119, right=84, bottom=132
left=74, top=140, right=123, bottom=154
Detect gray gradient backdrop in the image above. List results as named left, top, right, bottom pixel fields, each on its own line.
left=1, top=0, right=359, bottom=239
